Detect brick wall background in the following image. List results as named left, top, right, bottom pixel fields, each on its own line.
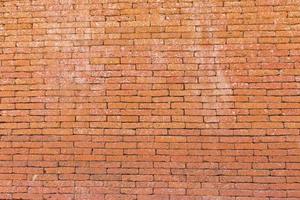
left=1, top=0, right=300, bottom=199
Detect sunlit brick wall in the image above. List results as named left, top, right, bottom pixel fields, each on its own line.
left=0, top=0, right=300, bottom=199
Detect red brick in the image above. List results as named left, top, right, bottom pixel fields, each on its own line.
left=90, top=57, right=120, bottom=65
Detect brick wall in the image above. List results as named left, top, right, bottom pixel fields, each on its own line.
left=1, top=0, right=300, bottom=199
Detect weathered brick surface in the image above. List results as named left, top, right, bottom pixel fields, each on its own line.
left=0, top=0, right=300, bottom=199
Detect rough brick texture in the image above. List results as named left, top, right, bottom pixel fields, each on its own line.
left=1, top=0, right=300, bottom=199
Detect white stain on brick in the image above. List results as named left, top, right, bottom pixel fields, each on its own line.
left=32, top=174, right=38, bottom=181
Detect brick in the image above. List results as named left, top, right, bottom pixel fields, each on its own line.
left=90, top=57, right=120, bottom=65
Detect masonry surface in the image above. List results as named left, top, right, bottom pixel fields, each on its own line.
left=0, top=0, right=300, bottom=199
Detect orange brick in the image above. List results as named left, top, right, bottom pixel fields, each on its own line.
left=90, top=57, right=120, bottom=65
